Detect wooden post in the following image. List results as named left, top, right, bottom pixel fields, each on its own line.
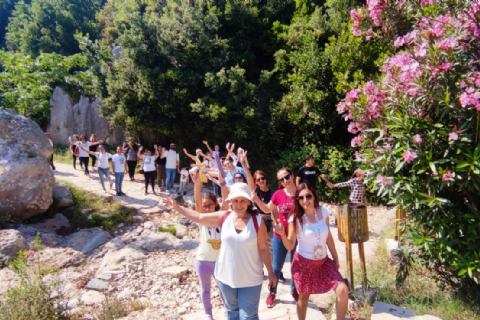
left=358, top=242, right=367, bottom=289
left=345, top=208, right=354, bottom=290
left=395, top=209, right=406, bottom=241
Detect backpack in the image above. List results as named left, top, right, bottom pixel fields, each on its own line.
left=221, top=211, right=259, bottom=234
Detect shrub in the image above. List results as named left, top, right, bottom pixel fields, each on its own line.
left=158, top=225, right=176, bottom=235
left=339, top=0, right=480, bottom=287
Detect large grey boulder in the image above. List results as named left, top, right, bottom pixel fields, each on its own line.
left=0, top=229, right=27, bottom=264
left=0, top=109, right=54, bottom=220
left=61, top=228, right=111, bottom=255
left=52, top=183, right=73, bottom=208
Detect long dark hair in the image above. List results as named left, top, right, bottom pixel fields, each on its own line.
left=277, top=167, right=294, bottom=190
left=292, top=183, right=321, bottom=232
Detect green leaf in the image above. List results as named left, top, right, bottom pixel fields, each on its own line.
left=395, top=161, right=405, bottom=173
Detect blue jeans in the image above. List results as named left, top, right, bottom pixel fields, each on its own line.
left=115, top=172, right=124, bottom=194
left=97, top=167, right=111, bottom=190
left=166, top=168, right=176, bottom=190
left=272, top=236, right=297, bottom=294
left=216, top=280, right=262, bottom=320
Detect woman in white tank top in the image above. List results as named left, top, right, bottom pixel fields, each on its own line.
left=162, top=182, right=276, bottom=320
left=275, top=183, right=349, bottom=320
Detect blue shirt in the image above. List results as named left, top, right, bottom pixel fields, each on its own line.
left=226, top=167, right=246, bottom=186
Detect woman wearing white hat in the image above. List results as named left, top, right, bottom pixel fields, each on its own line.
left=162, top=182, right=276, bottom=320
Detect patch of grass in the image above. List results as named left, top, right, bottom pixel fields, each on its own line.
left=55, top=181, right=133, bottom=231
left=53, top=144, right=73, bottom=165
left=158, top=225, right=176, bottom=235
left=0, top=213, right=21, bottom=229
left=351, top=226, right=480, bottom=320
left=94, top=295, right=151, bottom=320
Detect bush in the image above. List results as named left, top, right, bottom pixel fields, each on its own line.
left=339, top=0, right=480, bottom=287
left=158, top=225, right=176, bottom=235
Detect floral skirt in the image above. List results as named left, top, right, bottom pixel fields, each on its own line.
left=291, top=252, right=344, bottom=294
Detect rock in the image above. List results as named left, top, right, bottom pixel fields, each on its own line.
left=61, top=228, right=111, bottom=255
left=133, top=215, right=144, bottom=223
left=386, top=239, right=399, bottom=257
left=80, top=290, right=106, bottom=305
left=162, top=266, right=189, bottom=278
left=372, top=302, right=416, bottom=320
left=81, top=209, right=92, bottom=215
left=85, top=278, right=109, bottom=291
left=133, top=229, right=199, bottom=252
left=0, top=229, right=26, bottom=264
left=117, top=288, right=136, bottom=300
left=178, top=218, right=191, bottom=226
left=143, top=221, right=154, bottom=229
left=96, top=246, right=147, bottom=275
left=96, top=273, right=113, bottom=281
left=17, top=225, right=62, bottom=247
left=52, top=183, right=73, bottom=208
left=47, top=87, right=124, bottom=147
left=174, top=224, right=188, bottom=239
left=177, top=307, right=186, bottom=315
left=36, top=247, right=83, bottom=268
left=117, top=223, right=124, bottom=228
left=35, top=213, right=70, bottom=233
left=0, top=109, right=54, bottom=220
left=66, top=299, right=79, bottom=310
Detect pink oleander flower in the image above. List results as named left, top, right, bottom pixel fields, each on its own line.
left=364, top=81, right=377, bottom=95
left=394, top=36, right=405, bottom=48
left=403, top=151, right=418, bottom=163
left=442, top=170, right=453, bottom=182
left=385, top=143, right=392, bottom=153
left=439, top=37, right=458, bottom=50
left=347, top=88, right=361, bottom=101
left=449, top=132, right=458, bottom=141
left=414, top=134, right=422, bottom=144
left=376, top=175, right=384, bottom=182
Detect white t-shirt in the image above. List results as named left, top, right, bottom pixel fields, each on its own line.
left=111, top=154, right=126, bottom=173
left=162, top=150, right=179, bottom=169
left=208, top=160, right=217, bottom=169
left=214, top=214, right=263, bottom=288
left=288, top=206, right=330, bottom=260
left=95, top=152, right=112, bottom=169
left=143, top=155, right=156, bottom=172
left=180, top=170, right=189, bottom=182
left=75, top=141, right=92, bottom=157
left=197, top=225, right=221, bottom=261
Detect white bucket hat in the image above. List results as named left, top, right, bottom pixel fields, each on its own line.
left=226, top=183, right=252, bottom=202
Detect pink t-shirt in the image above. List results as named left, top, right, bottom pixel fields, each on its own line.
left=271, top=189, right=295, bottom=239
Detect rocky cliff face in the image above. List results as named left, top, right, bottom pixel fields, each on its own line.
left=47, top=87, right=125, bottom=146
left=0, top=109, right=54, bottom=220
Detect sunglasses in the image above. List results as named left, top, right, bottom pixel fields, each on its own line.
left=202, top=203, right=215, bottom=209
left=278, top=173, right=291, bottom=183
left=297, top=194, right=313, bottom=201
left=256, top=177, right=266, bottom=182
left=234, top=176, right=244, bottom=180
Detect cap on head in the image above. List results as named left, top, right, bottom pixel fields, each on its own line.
left=226, top=183, right=252, bottom=202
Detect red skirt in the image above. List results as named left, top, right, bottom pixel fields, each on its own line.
left=291, top=252, right=344, bottom=294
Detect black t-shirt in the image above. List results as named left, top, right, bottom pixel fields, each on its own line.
left=155, top=155, right=166, bottom=166
left=297, top=165, right=321, bottom=189
left=255, top=188, right=274, bottom=215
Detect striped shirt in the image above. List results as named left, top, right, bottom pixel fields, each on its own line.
left=334, top=178, right=366, bottom=204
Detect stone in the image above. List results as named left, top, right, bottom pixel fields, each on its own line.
left=96, top=273, right=113, bottom=281
left=178, top=218, right=190, bottom=226
left=117, top=288, right=136, bottom=300
left=35, top=213, right=70, bottom=233
left=162, top=266, right=189, bottom=278
left=80, top=290, right=106, bottom=305
left=372, top=302, right=416, bottom=320
left=81, top=209, right=92, bottom=215
left=0, top=109, right=54, bottom=220
left=174, top=224, right=188, bottom=239
left=177, top=307, right=186, bottom=315
left=0, top=229, right=26, bottom=264
left=117, top=223, right=124, bottom=228
left=133, top=215, right=144, bottom=223
left=96, top=246, right=147, bottom=275
left=52, top=183, right=73, bottom=208
left=36, top=247, right=83, bottom=269
left=66, top=299, right=79, bottom=310
left=61, top=228, right=111, bottom=255
left=47, top=87, right=124, bottom=147
left=85, top=278, right=109, bottom=291
left=143, top=221, right=154, bottom=229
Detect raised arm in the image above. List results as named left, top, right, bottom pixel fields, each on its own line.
left=137, top=146, right=143, bottom=160
left=162, top=195, right=224, bottom=227
left=199, top=151, right=214, bottom=162
left=183, top=148, right=197, bottom=161
left=160, top=147, right=166, bottom=159
left=154, top=144, right=159, bottom=160
left=191, top=172, right=203, bottom=213
left=239, top=151, right=255, bottom=191
left=202, top=140, right=213, bottom=154
left=91, top=139, right=104, bottom=146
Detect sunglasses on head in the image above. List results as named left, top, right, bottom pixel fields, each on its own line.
left=297, top=194, right=313, bottom=201
left=278, top=173, right=291, bottom=182
left=234, top=176, right=244, bottom=180
left=256, top=177, right=266, bottom=182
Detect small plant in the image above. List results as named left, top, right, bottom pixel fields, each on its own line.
left=158, top=225, right=176, bottom=235
left=94, top=295, right=150, bottom=320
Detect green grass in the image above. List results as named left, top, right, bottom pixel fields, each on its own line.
left=350, top=226, right=480, bottom=320
left=52, top=144, right=74, bottom=165
left=43, top=181, right=133, bottom=231
left=158, top=225, right=176, bottom=235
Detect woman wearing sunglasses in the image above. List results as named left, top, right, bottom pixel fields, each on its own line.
left=276, top=183, right=348, bottom=320
left=264, top=168, right=299, bottom=308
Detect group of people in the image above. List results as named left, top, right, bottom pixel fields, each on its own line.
left=159, top=141, right=367, bottom=320
left=60, top=134, right=368, bottom=320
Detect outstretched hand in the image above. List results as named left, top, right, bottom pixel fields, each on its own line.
left=162, top=195, right=177, bottom=211
left=239, top=150, right=248, bottom=164
left=139, top=146, right=143, bottom=151
left=190, top=172, right=200, bottom=184
left=328, top=182, right=334, bottom=189
left=275, top=219, right=285, bottom=236
left=202, top=140, right=209, bottom=145
left=183, top=148, right=188, bottom=154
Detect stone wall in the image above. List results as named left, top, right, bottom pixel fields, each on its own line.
left=47, top=87, right=125, bottom=146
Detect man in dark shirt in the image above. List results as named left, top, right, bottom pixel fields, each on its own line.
left=296, top=155, right=326, bottom=190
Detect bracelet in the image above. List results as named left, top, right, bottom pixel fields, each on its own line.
left=219, top=181, right=227, bottom=187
